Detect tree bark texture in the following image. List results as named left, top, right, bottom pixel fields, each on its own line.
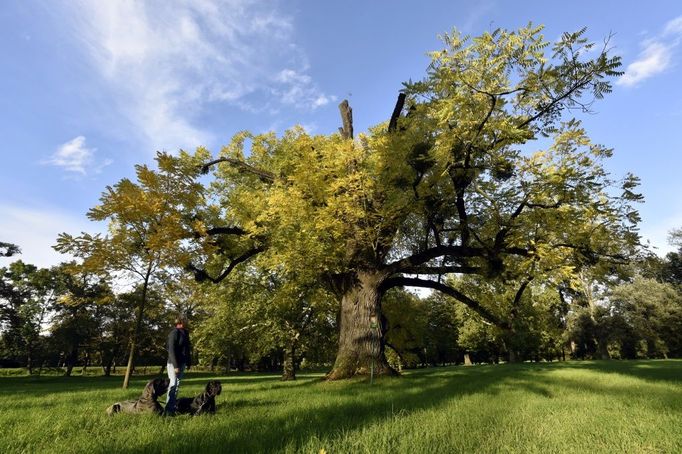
left=282, top=342, right=296, bottom=381
left=338, top=100, right=353, bottom=140
left=327, top=270, right=397, bottom=380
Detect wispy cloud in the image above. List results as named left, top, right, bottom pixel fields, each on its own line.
left=618, top=15, right=682, bottom=87
left=274, top=69, right=337, bottom=109
left=42, top=136, right=112, bottom=176
left=61, top=0, right=334, bottom=151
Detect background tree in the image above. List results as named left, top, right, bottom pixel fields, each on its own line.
left=189, top=25, right=639, bottom=379
left=382, top=289, right=430, bottom=369
left=0, top=261, right=62, bottom=373
left=49, top=266, right=114, bottom=376
left=609, top=276, right=682, bottom=358
left=0, top=242, right=21, bottom=257
left=54, top=150, right=209, bottom=388
left=194, top=267, right=337, bottom=379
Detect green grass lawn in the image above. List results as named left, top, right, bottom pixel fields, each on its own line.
left=1, top=360, right=681, bottom=453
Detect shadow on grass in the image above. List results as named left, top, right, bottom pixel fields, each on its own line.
left=131, top=361, right=682, bottom=453
left=3, top=360, right=681, bottom=453
left=129, top=366, right=511, bottom=453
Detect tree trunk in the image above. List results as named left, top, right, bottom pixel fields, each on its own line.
left=326, top=270, right=397, bottom=380
left=26, top=346, right=34, bottom=375
left=122, top=264, right=152, bottom=389
left=597, top=341, right=611, bottom=360
left=64, top=346, right=78, bottom=377
left=464, top=353, right=472, bottom=366
left=103, top=359, right=113, bottom=377
left=282, top=342, right=297, bottom=381
left=81, top=351, right=89, bottom=375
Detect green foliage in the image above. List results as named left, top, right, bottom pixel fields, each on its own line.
left=610, top=277, right=682, bottom=358
left=196, top=24, right=639, bottom=332
left=54, top=150, right=210, bottom=280
left=0, top=261, right=63, bottom=370
left=193, top=267, right=338, bottom=374
left=0, top=242, right=20, bottom=257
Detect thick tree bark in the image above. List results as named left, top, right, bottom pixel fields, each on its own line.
left=327, top=270, right=398, bottom=380
left=282, top=342, right=296, bottom=381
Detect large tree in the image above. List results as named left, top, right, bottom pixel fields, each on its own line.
left=188, top=25, right=640, bottom=379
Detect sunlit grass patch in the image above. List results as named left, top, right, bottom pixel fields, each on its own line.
left=1, top=360, right=682, bottom=453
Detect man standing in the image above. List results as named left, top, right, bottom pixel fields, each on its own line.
left=165, top=316, right=191, bottom=416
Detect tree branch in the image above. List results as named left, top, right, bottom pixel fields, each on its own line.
left=384, top=245, right=487, bottom=275
left=400, top=265, right=482, bottom=275
left=517, top=75, right=593, bottom=130
left=338, top=100, right=353, bottom=140
left=186, top=246, right=265, bottom=283
left=384, top=244, right=529, bottom=276
left=205, top=226, right=247, bottom=236
left=381, top=277, right=508, bottom=329
left=200, top=157, right=275, bottom=183
left=388, top=93, right=406, bottom=132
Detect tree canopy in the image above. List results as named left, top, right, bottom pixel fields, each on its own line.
left=185, top=25, right=640, bottom=379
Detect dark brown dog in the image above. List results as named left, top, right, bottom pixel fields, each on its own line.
left=106, top=377, right=170, bottom=415
left=176, top=380, right=222, bottom=415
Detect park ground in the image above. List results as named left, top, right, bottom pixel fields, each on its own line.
left=1, top=360, right=681, bottom=453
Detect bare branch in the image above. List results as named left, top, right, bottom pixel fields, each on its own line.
left=388, top=93, right=406, bottom=132
left=338, top=100, right=353, bottom=140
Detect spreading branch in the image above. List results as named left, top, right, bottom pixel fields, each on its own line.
left=400, top=265, right=482, bottom=275
left=384, top=244, right=529, bottom=276
left=381, top=276, right=508, bottom=329
left=200, top=157, right=275, bottom=183
left=187, top=246, right=265, bottom=283
left=205, top=226, right=247, bottom=236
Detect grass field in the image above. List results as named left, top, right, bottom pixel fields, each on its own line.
left=1, top=360, right=681, bottom=453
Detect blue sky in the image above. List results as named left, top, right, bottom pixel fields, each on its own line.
left=1, top=0, right=681, bottom=267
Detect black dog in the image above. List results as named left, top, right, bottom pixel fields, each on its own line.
left=106, top=377, right=170, bottom=415
left=176, top=380, right=222, bottom=415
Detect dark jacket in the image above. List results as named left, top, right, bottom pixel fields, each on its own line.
left=167, top=327, right=191, bottom=368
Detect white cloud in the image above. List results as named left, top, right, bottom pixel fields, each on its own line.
left=664, top=16, right=682, bottom=36
left=42, top=136, right=111, bottom=176
left=0, top=204, right=103, bottom=268
left=62, top=0, right=334, bottom=151
left=273, top=68, right=337, bottom=110
left=618, top=15, right=682, bottom=87
left=617, top=42, right=673, bottom=87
